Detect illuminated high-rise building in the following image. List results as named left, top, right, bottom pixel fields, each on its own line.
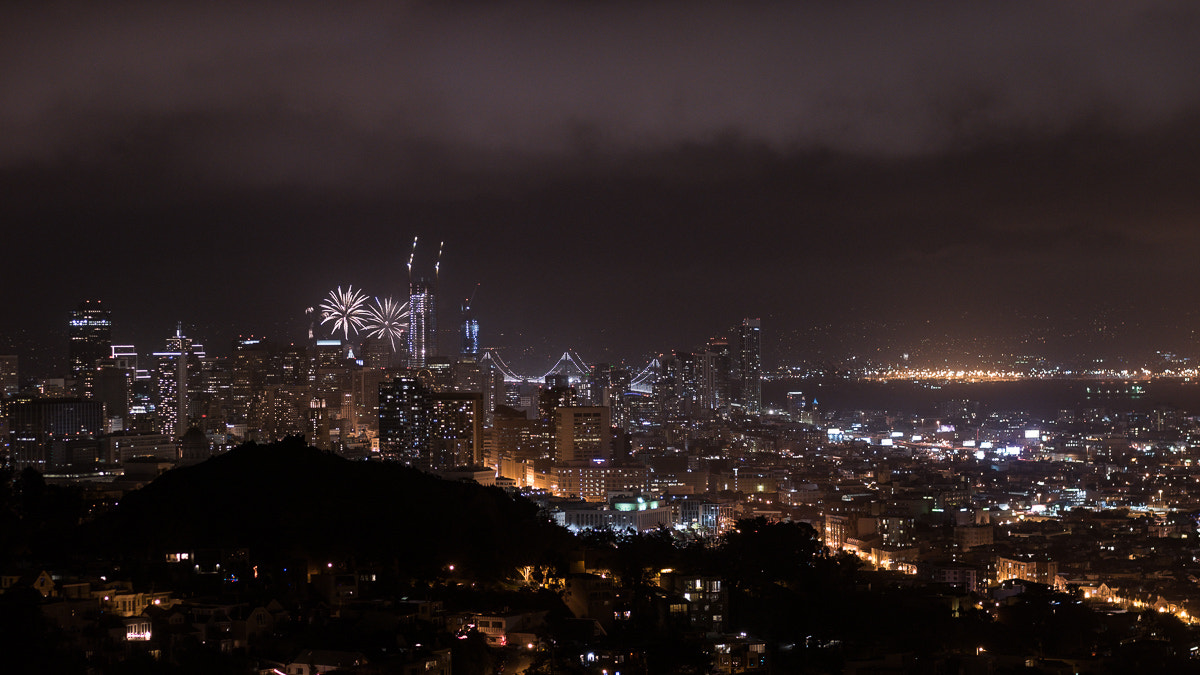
left=428, top=392, right=483, bottom=468
left=307, top=397, right=332, bottom=450
left=703, top=336, right=732, bottom=415
left=735, top=318, right=762, bottom=413
left=554, top=406, right=612, bottom=464
left=230, top=337, right=271, bottom=427
left=7, top=397, right=104, bottom=471
left=379, top=376, right=429, bottom=463
left=378, top=375, right=481, bottom=468
left=154, top=326, right=204, bottom=438
left=461, top=303, right=479, bottom=356
left=68, top=300, right=112, bottom=381
left=0, top=355, right=17, bottom=397
left=407, top=278, right=437, bottom=368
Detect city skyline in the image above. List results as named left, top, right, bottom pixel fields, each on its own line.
left=9, top=5, right=1200, bottom=668
left=4, top=2, right=1200, bottom=372
left=7, top=289, right=1200, bottom=382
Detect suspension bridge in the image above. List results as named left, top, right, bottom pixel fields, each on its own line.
left=479, top=347, right=661, bottom=393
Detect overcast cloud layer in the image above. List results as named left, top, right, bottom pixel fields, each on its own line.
left=5, top=2, right=1200, bottom=180
left=3, top=1, right=1200, bottom=372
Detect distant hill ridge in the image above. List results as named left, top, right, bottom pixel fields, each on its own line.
left=84, top=437, right=561, bottom=577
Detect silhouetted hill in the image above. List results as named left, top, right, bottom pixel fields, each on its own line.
left=83, top=438, right=564, bottom=578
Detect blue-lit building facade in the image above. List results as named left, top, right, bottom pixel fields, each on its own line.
left=407, top=279, right=437, bottom=368
left=461, top=308, right=479, bottom=356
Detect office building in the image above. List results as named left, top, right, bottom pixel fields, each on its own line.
left=485, top=404, right=542, bottom=466
left=378, top=376, right=481, bottom=469
left=106, top=431, right=178, bottom=464
left=735, top=318, right=762, bottom=413
left=428, top=392, right=483, bottom=468
left=553, top=463, right=649, bottom=502
left=0, top=355, right=17, bottom=396
left=7, top=397, right=105, bottom=471
left=361, top=337, right=393, bottom=369
left=379, top=376, right=430, bottom=463
left=68, top=300, right=112, bottom=386
left=554, top=406, right=612, bottom=463
left=153, top=327, right=204, bottom=438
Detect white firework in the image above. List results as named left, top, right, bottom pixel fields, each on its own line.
left=319, top=285, right=370, bottom=339
left=363, top=296, right=409, bottom=351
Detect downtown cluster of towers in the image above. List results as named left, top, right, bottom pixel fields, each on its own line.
left=0, top=269, right=760, bottom=476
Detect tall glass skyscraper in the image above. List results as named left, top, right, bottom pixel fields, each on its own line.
left=379, top=376, right=429, bottom=463
left=153, top=326, right=204, bottom=438
left=68, top=300, right=112, bottom=380
left=737, top=318, right=762, bottom=413
left=407, top=278, right=437, bottom=368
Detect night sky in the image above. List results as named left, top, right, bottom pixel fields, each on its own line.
left=4, top=1, right=1200, bottom=374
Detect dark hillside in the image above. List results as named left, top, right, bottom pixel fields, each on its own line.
left=82, top=437, right=564, bottom=579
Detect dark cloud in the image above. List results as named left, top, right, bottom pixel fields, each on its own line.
left=3, top=1, right=1200, bottom=373
left=4, top=1, right=1200, bottom=182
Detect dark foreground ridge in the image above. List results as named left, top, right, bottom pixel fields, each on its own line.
left=83, top=437, right=565, bottom=579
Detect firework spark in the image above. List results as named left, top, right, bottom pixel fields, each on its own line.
left=319, top=286, right=370, bottom=339
left=363, top=296, right=409, bottom=351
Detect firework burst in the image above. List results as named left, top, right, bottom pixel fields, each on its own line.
left=319, top=285, right=370, bottom=339
left=363, top=296, right=409, bottom=351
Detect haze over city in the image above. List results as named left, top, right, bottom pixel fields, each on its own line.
left=5, top=1, right=1200, bottom=373
left=13, top=4, right=1200, bottom=673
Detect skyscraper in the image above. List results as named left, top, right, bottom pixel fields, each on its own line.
left=379, top=376, right=429, bottom=463
left=460, top=300, right=479, bottom=356
left=68, top=300, right=112, bottom=380
left=0, top=355, right=17, bottom=396
left=378, top=376, right=481, bottom=468
left=700, top=336, right=732, bottom=416
left=407, top=278, right=437, bottom=368
left=428, top=392, right=483, bottom=468
left=554, top=406, right=612, bottom=463
left=7, top=397, right=104, bottom=471
left=736, top=318, right=762, bottom=413
left=154, top=326, right=204, bottom=438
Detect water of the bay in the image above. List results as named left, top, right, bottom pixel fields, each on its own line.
left=764, top=378, right=1200, bottom=418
